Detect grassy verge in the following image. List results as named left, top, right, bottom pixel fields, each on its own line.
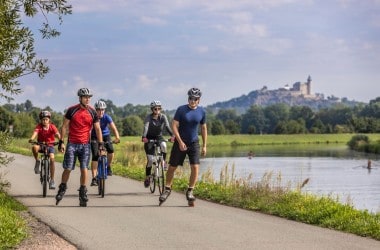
left=3, top=134, right=380, bottom=246
left=0, top=192, right=27, bottom=249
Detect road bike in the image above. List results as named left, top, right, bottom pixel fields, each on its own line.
left=147, top=139, right=168, bottom=195
left=30, top=141, right=59, bottom=197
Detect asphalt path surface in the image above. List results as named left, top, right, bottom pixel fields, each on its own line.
left=3, top=153, right=380, bottom=250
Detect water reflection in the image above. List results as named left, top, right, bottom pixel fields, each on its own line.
left=200, top=144, right=380, bottom=213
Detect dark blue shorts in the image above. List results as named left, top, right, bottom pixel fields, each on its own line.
left=169, top=141, right=200, bottom=166
left=63, top=143, right=91, bottom=170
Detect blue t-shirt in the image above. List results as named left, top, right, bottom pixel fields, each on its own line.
left=173, top=105, right=206, bottom=143
left=91, top=113, right=113, bottom=139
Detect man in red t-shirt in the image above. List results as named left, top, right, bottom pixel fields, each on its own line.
left=29, top=110, right=62, bottom=189
left=55, top=88, right=103, bottom=207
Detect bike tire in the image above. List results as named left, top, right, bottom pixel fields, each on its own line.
left=42, top=159, right=49, bottom=197
left=98, top=156, right=107, bottom=198
left=157, top=159, right=165, bottom=195
left=149, top=166, right=156, bottom=193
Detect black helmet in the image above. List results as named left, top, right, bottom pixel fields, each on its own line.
left=39, top=110, right=51, bottom=119
left=94, top=100, right=107, bottom=110
left=77, top=88, right=93, bottom=97
left=187, top=87, right=202, bottom=98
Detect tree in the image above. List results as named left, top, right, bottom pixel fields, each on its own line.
left=0, top=0, right=72, bottom=101
left=122, top=115, right=143, bottom=136
left=1, top=0, right=71, bottom=182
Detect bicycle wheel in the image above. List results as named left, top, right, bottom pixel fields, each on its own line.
left=42, top=159, right=49, bottom=197
left=149, top=166, right=156, bottom=194
left=98, top=156, right=107, bottom=198
left=157, top=159, right=165, bottom=195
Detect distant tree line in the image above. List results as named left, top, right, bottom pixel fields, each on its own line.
left=1, top=97, right=380, bottom=137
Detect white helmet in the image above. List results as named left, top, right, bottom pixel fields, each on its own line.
left=94, top=100, right=107, bottom=110
left=150, top=100, right=162, bottom=109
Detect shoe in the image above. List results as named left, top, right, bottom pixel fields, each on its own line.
left=186, top=189, right=195, bottom=201
left=49, top=180, right=56, bottom=190
left=107, top=167, right=113, bottom=176
left=34, top=160, right=40, bottom=174
left=144, top=178, right=150, bottom=188
left=91, top=177, right=98, bottom=186
left=159, top=188, right=171, bottom=203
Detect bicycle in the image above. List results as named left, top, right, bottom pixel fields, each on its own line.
left=97, top=141, right=117, bottom=198
left=146, top=139, right=168, bottom=195
left=29, top=141, right=59, bottom=197
left=97, top=146, right=108, bottom=198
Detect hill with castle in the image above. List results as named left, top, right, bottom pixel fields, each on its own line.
left=207, top=76, right=362, bottom=114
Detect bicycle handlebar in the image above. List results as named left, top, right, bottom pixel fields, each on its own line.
left=29, top=141, right=60, bottom=146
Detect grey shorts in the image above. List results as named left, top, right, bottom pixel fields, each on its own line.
left=62, top=143, right=91, bottom=170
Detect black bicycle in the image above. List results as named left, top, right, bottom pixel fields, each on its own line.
left=147, top=139, right=168, bottom=195
left=30, top=141, right=59, bottom=197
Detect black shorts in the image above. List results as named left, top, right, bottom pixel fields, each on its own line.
left=91, top=135, right=114, bottom=161
left=169, top=140, right=200, bottom=166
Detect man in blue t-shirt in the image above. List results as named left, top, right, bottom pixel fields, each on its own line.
left=159, top=87, right=207, bottom=205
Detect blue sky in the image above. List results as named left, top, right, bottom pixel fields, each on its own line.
left=7, top=0, right=380, bottom=112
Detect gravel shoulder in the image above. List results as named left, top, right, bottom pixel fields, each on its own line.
left=15, top=210, right=77, bottom=250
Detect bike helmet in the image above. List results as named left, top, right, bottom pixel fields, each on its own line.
left=94, top=100, right=107, bottom=110
left=187, top=87, right=202, bottom=98
left=150, top=100, right=162, bottom=109
left=39, top=110, right=51, bottom=119
left=77, top=88, right=93, bottom=97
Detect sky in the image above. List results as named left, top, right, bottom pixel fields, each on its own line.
left=6, top=0, right=380, bottom=113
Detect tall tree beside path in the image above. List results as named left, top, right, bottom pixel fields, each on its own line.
left=0, top=0, right=71, bottom=174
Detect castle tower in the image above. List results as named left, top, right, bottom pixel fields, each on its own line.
left=306, top=75, right=312, bottom=95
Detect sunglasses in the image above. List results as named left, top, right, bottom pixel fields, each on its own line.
left=188, top=97, right=200, bottom=102
left=153, top=107, right=161, bottom=111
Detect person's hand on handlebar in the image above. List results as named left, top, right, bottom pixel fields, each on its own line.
left=142, top=137, right=148, bottom=143
left=28, top=139, right=33, bottom=143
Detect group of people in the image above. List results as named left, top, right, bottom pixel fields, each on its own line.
left=29, top=87, right=207, bottom=206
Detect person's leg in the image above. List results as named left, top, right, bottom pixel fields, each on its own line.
left=188, top=164, right=199, bottom=188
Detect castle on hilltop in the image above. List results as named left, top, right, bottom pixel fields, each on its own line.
left=261, top=75, right=321, bottom=100
left=286, top=75, right=313, bottom=97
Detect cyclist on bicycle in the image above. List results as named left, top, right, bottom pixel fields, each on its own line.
left=28, top=110, right=62, bottom=189
left=90, top=100, right=121, bottom=186
left=142, top=100, right=175, bottom=188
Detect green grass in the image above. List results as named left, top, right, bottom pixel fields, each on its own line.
left=2, top=133, right=380, bottom=247
left=0, top=192, right=28, bottom=249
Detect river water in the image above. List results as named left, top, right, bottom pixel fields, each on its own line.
left=198, top=144, right=380, bottom=213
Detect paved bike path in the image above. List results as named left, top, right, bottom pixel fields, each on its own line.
left=3, top=153, right=380, bottom=250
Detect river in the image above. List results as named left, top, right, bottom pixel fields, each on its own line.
left=198, top=144, right=380, bottom=213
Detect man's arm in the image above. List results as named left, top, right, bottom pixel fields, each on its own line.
left=109, top=122, right=120, bottom=143
left=94, top=122, right=103, bottom=143
left=200, top=123, right=207, bottom=156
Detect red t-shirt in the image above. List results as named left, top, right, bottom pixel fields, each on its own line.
left=65, top=104, right=98, bottom=144
left=34, top=123, right=59, bottom=146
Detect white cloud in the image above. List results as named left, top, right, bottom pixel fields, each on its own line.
left=140, top=16, right=167, bottom=26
